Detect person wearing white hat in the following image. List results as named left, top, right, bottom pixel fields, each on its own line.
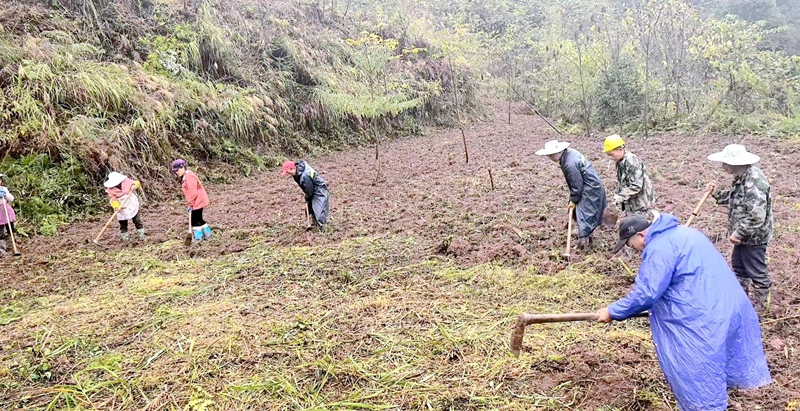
left=706, top=144, right=773, bottom=313
left=536, top=140, right=607, bottom=249
left=104, top=172, right=145, bottom=241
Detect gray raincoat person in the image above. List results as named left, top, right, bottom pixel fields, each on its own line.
left=536, top=140, right=607, bottom=249
left=282, top=160, right=330, bottom=230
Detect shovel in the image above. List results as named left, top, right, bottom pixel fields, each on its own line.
left=183, top=210, right=193, bottom=246
left=2, top=199, right=20, bottom=257
left=602, top=206, right=619, bottom=228
left=510, top=311, right=650, bottom=357
left=304, top=204, right=312, bottom=232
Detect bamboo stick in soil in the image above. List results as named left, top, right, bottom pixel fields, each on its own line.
left=461, top=127, right=469, bottom=164
left=373, top=142, right=381, bottom=186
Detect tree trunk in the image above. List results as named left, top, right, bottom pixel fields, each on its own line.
left=373, top=142, right=381, bottom=186
left=575, top=34, right=591, bottom=138
left=643, top=58, right=649, bottom=139
left=372, top=124, right=381, bottom=185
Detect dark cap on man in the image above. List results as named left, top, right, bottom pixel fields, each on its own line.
left=611, top=215, right=652, bottom=254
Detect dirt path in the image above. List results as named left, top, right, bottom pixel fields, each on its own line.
left=3, top=101, right=800, bottom=408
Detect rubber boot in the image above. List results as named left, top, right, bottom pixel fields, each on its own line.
left=753, top=287, right=770, bottom=315
left=737, top=277, right=751, bottom=298
left=201, top=224, right=211, bottom=240
left=193, top=228, right=204, bottom=241
left=137, top=228, right=146, bottom=239
left=576, top=236, right=590, bottom=250
left=120, top=232, right=129, bottom=242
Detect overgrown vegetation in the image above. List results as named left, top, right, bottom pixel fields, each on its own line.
left=432, top=0, right=800, bottom=136
left=0, top=0, right=484, bottom=234
left=0, top=154, right=99, bottom=236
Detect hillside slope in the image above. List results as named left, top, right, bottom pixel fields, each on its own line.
left=0, top=0, right=483, bottom=233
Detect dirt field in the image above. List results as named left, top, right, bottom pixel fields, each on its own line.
left=2, top=102, right=799, bottom=410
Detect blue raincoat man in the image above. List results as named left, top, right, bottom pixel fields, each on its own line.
left=599, top=213, right=770, bottom=410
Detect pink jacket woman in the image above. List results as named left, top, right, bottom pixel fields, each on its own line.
left=0, top=184, right=16, bottom=226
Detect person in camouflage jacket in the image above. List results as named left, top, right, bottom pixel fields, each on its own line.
left=603, top=135, right=656, bottom=216
left=707, top=144, right=773, bottom=313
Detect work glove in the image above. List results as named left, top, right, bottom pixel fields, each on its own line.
left=0, top=189, right=5, bottom=199
left=111, top=200, right=121, bottom=210
left=612, top=194, right=623, bottom=207
left=132, top=180, right=142, bottom=190
left=568, top=201, right=576, bottom=210
left=188, top=207, right=193, bottom=213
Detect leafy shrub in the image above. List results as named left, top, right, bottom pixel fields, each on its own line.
left=0, top=154, right=100, bottom=236
left=595, top=59, right=644, bottom=129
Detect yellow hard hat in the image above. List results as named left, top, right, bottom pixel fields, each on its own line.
left=603, top=134, right=625, bottom=153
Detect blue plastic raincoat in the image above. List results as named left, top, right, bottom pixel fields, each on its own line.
left=608, top=213, right=770, bottom=410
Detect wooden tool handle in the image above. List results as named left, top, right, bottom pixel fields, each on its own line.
left=519, top=312, right=597, bottom=325
left=519, top=311, right=650, bottom=326
left=564, top=207, right=574, bottom=255
left=2, top=200, right=19, bottom=255
left=93, top=192, right=135, bottom=243
left=685, top=188, right=714, bottom=227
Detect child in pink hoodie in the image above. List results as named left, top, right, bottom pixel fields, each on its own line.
left=104, top=172, right=145, bottom=241
left=0, top=173, right=16, bottom=240
left=171, top=159, right=211, bottom=241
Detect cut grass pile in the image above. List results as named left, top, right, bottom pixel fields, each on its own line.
left=1, top=234, right=670, bottom=410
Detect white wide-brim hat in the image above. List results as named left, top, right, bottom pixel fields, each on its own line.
left=707, top=144, right=760, bottom=166
left=103, top=172, right=127, bottom=188
left=535, top=140, right=570, bottom=156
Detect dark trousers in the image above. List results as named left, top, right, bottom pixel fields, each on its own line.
left=119, top=213, right=144, bottom=232
left=0, top=222, right=14, bottom=239
left=731, top=244, right=771, bottom=297
left=191, top=208, right=206, bottom=228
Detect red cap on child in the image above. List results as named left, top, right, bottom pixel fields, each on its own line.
left=281, top=161, right=296, bottom=176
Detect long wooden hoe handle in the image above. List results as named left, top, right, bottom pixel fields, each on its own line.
left=519, top=313, right=600, bottom=324
left=93, top=190, right=136, bottom=244
left=685, top=187, right=714, bottom=227
left=304, top=204, right=312, bottom=231
left=510, top=312, right=649, bottom=358
left=564, top=207, right=574, bottom=256
left=2, top=199, right=19, bottom=255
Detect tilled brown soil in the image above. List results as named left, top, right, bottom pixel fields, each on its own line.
left=3, top=101, right=800, bottom=408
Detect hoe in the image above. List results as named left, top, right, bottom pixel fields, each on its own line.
left=512, top=187, right=716, bottom=357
